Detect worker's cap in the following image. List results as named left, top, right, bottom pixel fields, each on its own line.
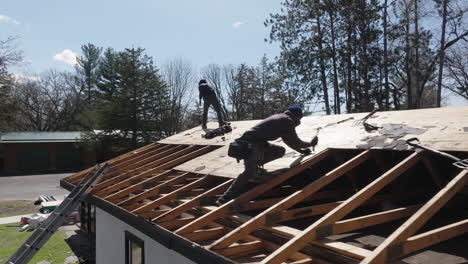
left=199, top=79, right=207, bottom=85
left=287, top=106, right=303, bottom=119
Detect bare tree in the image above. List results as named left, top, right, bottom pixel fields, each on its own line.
left=0, top=36, right=23, bottom=130
left=444, top=46, right=468, bottom=100
left=12, top=70, right=82, bottom=131
left=434, top=0, right=468, bottom=106
left=161, top=57, right=195, bottom=134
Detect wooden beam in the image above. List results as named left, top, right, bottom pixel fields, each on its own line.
left=184, top=226, right=228, bottom=242
left=109, top=144, right=186, bottom=177
left=260, top=151, right=422, bottom=264
left=175, top=149, right=333, bottom=235
left=154, top=179, right=233, bottom=222
left=277, top=202, right=341, bottom=223
left=262, top=241, right=315, bottom=263
left=117, top=172, right=191, bottom=206
left=362, top=169, right=468, bottom=264
left=289, top=259, right=316, bottom=264
left=333, top=205, right=421, bottom=234
left=210, top=150, right=371, bottom=251
left=159, top=217, right=196, bottom=230
left=132, top=176, right=210, bottom=214
left=240, top=190, right=348, bottom=213
left=103, top=170, right=177, bottom=200
left=67, top=143, right=160, bottom=183
left=137, top=208, right=171, bottom=219
left=402, top=219, right=468, bottom=256
left=97, top=145, right=213, bottom=196
left=94, top=145, right=199, bottom=193
left=93, top=143, right=165, bottom=181
left=110, top=144, right=174, bottom=173
left=216, top=240, right=264, bottom=258
left=227, top=214, right=369, bottom=261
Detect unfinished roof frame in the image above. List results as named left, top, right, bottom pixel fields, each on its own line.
left=62, top=143, right=468, bottom=264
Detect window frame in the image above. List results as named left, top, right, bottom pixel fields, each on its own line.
left=125, top=231, right=145, bottom=264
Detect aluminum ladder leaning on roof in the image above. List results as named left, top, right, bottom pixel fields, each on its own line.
left=6, top=163, right=109, bottom=264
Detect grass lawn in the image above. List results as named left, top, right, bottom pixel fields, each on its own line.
left=0, top=200, right=38, bottom=218
left=0, top=224, right=75, bottom=263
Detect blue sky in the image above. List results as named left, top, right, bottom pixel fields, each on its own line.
left=1, top=0, right=466, bottom=107
left=1, top=0, right=281, bottom=74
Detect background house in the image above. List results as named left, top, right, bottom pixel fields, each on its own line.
left=0, top=132, right=96, bottom=174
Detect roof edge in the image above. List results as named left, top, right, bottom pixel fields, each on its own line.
left=58, top=177, right=234, bottom=264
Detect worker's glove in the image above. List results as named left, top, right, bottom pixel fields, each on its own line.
left=311, top=136, right=319, bottom=147
left=299, top=148, right=311, bottom=155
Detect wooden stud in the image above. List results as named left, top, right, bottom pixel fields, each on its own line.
left=333, top=205, right=421, bottom=234
left=239, top=189, right=348, bottom=213
left=154, top=179, right=233, bottom=222
left=104, top=170, right=177, bottom=200
left=277, top=202, right=341, bottom=223
left=216, top=240, right=264, bottom=258
left=198, top=205, right=365, bottom=262
left=402, top=219, right=468, bottom=256
left=67, top=143, right=160, bottom=183
left=226, top=214, right=370, bottom=261
left=132, top=176, right=210, bottom=214
left=175, top=149, right=333, bottom=235
left=96, top=145, right=213, bottom=196
left=184, top=226, right=228, bottom=242
left=159, top=217, right=196, bottom=230
left=110, top=144, right=174, bottom=173
left=261, top=240, right=314, bottom=263
left=260, top=151, right=422, bottom=264
left=94, top=145, right=198, bottom=192
left=362, top=169, right=468, bottom=264
left=210, top=150, right=371, bottom=251
left=288, top=259, right=317, bottom=264
left=108, top=144, right=185, bottom=177
left=137, top=208, right=171, bottom=219
left=118, top=172, right=191, bottom=206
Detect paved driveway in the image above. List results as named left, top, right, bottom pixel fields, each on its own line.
left=0, top=173, right=72, bottom=201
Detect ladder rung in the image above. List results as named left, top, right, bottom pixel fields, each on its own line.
left=6, top=164, right=109, bottom=264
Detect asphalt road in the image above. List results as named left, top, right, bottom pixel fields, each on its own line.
left=0, top=173, right=72, bottom=201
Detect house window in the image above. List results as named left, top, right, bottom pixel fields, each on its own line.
left=125, top=231, right=144, bottom=264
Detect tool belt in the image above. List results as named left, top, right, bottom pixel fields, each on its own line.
left=228, top=138, right=252, bottom=162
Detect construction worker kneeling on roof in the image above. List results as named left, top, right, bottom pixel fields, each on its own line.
left=198, top=79, right=226, bottom=129
left=217, top=106, right=318, bottom=206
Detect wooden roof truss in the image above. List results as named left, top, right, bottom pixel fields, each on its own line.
left=64, top=143, right=468, bottom=264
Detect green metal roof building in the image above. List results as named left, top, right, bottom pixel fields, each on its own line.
left=0, top=132, right=83, bottom=143
left=0, top=132, right=95, bottom=174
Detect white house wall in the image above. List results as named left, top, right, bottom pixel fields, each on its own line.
left=96, top=207, right=196, bottom=264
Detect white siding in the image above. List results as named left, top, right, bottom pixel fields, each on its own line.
left=95, top=208, right=196, bottom=264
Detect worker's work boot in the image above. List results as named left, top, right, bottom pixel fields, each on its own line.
left=215, top=196, right=230, bottom=206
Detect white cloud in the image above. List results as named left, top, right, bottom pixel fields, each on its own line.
left=0, top=15, right=20, bottom=25
left=53, top=49, right=78, bottom=66
left=231, top=21, right=244, bottom=29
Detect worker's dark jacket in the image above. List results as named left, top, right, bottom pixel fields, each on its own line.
left=240, top=111, right=313, bottom=152
left=199, top=83, right=217, bottom=102
left=218, top=111, right=311, bottom=202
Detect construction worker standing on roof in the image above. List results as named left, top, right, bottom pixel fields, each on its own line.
left=199, top=79, right=226, bottom=129
left=217, top=106, right=318, bottom=205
